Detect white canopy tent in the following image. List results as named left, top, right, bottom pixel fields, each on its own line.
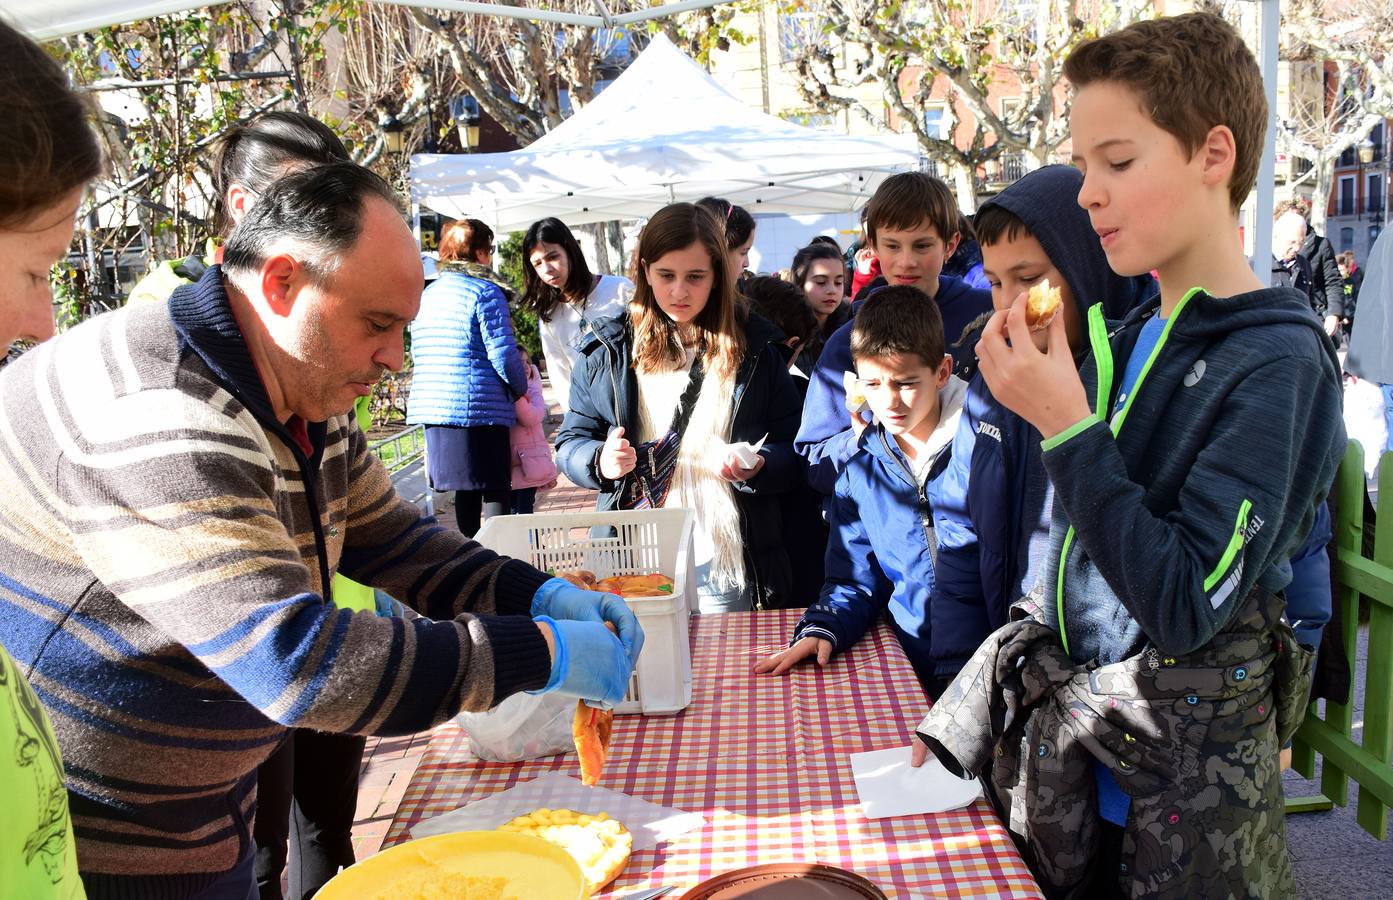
left=410, top=34, right=920, bottom=232
left=2, top=0, right=731, bottom=39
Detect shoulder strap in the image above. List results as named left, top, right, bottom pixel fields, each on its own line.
left=668, top=356, right=706, bottom=434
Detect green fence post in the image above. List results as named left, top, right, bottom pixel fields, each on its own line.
left=1355, top=453, right=1393, bottom=838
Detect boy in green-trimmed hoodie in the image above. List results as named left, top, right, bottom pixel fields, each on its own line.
left=916, top=13, right=1345, bottom=897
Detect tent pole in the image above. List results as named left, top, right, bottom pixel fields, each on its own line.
left=1251, top=0, right=1279, bottom=283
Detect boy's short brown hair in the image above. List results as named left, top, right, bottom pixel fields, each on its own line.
left=743, top=275, right=817, bottom=345
left=865, top=172, right=959, bottom=247
left=850, top=285, right=946, bottom=368
left=1063, top=12, right=1265, bottom=212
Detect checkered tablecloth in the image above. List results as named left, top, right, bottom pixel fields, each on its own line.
left=384, top=610, right=1043, bottom=899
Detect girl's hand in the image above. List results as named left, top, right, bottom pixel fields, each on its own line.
left=910, top=739, right=930, bottom=768
left=720, top=452, right=765, bottom=482
left=753, top=636, right=833, bottom=675
left=598, top=426, right=637, bottom=480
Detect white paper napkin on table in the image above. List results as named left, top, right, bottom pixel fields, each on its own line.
left=409, top=772, right=705, bottom=852
left=849, top=746, right=983, bottom=819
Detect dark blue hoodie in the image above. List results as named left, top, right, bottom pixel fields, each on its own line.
left=1043, top=286, right=1345, bottom=664
left=932, top=166, right=1156, bottom=631
left=795, top=275, right=992, bottom=495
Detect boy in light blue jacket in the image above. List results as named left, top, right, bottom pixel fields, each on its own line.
left=756, top=287, right=991, bottom=695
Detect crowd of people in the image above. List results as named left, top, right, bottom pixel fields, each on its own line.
left=0, top=8, right=1383, bottom=900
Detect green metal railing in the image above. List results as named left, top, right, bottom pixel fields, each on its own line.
left=1288, top=442, right=1393, bottom=840
left=368, top=423, right=426, bottom=475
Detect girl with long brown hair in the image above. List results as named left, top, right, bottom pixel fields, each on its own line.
left=554, top=203, right=804, bottom=611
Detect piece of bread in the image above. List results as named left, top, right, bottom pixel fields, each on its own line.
left=555, top=569, right=597, bottom=590
left=497, top=809, right=632, bottom=895
left=573, top=701, right=614, bottom=786
left=1025, top=278, right=1063, bottom=331
left=595, top=573, right=674, bottom=597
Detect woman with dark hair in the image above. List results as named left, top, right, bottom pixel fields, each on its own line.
left=521, top=217, right=632, bottom=414
left=790, top=242, right=851, bottom=373
left=127, top=109, right=349, bottom=306
left=409, top=218, right=528, bottom=536
left=554, top=203, right=803, bottom=611
left=695, top=196, right=757, bottom=283
left=0, top=17, right=101, bottom=899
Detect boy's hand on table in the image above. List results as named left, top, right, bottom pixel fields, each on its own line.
left=976, top=291, right=1092, bottom=441
left=753, top=636, right=833, bottom=675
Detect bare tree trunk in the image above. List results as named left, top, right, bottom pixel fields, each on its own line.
left=953, top=164, right=978, bottom=214
left=1310, top=158, right=1333, bottom=236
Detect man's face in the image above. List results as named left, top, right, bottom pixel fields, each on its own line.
left=268, top=197, right=423, bottom=421
left=871, top=221, right=958, bottom=295
left=1272, top=212, right=1306, bottom=262
left=856, top=351, right=951, bottom=443
left=980, top=230, right=1083, bottom=353
left=0, top=186, right=83, bottom=349
left=1070, top=81, right=1215, bottom=278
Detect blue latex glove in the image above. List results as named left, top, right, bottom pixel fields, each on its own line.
left=531, top=616, right=633, bottom=708
left=531, top=577, right=645, bottom=667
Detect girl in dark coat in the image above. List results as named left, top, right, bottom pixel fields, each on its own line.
left=554, top=203, right=803, bottom=611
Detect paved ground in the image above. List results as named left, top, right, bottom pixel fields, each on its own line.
left=347, top=379, right=1393, bottom=894
left=1283, top=626, right=1393, bottom=897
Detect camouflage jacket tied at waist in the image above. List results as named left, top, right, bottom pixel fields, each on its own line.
left=916, top=587, right=1314, bottom=899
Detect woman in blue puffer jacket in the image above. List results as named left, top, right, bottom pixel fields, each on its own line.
left=408, top=218, right=527, bottom=535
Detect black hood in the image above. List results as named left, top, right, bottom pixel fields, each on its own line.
left=978, top=165, right=1156, bottom=321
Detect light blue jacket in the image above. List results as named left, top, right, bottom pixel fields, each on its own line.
left=408, top=270, right=527, bottom=428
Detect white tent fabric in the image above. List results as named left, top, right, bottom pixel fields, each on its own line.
left=409, top=35, right=920, bottom=232
left=3, top=0, right=733, bottom=41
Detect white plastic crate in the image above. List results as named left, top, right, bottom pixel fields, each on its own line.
left=474, top=508, right=696, bottom=715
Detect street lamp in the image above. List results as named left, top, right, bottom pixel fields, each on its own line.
left=381, top=115, right=405, bottom=155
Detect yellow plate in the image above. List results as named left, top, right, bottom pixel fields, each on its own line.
left=317, top=830, right=587, bottom=900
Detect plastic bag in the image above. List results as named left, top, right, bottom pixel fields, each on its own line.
left=455, top=690, right=575, bottom=763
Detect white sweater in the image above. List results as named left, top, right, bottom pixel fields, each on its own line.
left=539, top=274, right=632, bottom=413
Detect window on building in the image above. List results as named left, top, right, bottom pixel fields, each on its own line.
left=1340, top=227, right=1355, bottom=252
left=1001, top=97, right=1023, bottom=122
left=924, top=105, right=947, bottom=141
left=1369, top=173, right=1385, bottom=217
left=778, top=12, right=818, bottom=64
left=1339, top=176, right=1356, bottom=216
left=1374, top=121, right=1386, bottom=160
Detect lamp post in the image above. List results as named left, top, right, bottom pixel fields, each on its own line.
left=1357, top=137, right=1375, bottom=221
left=381, top=115, right=405, bottom=156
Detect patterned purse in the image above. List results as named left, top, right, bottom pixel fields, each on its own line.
left=619, top=360, right=705, bottom=510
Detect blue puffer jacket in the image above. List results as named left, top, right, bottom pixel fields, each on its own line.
left=794, top=377, right=991, bottom=681
left=407, top=269, right=527, bottom=428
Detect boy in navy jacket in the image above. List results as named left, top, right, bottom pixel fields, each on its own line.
left=756, top=287, right=989, bottom=695
left=917, top=14, right=1346, bottom=896
left=796, top=173, right=991, bottom=495
left=932, top=165, right=1157, bottom=632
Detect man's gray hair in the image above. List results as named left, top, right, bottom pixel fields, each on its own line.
left=221, top=161, right=403, bottom=286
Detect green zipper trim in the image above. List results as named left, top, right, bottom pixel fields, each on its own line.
left=1088, top=303, right=1114, bottom=417
left=1204, top=498, right=1253, bottom=592
left=1040, top=414, right=1102, bottom=452
left=1108, top=286, right=1204, bottom=435
left=1053, top=289, right=1204, bottom=655
left=1055, top=527, right=1076, bottom=657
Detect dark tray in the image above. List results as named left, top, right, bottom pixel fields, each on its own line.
left=677, top=863, right=888, bottom=899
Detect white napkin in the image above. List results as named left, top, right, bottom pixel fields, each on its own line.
left=849, top=746, right=983, bottom=819
left=725, top=433, right=767, bottom=468
left=409, top=772, right=705, bottom=852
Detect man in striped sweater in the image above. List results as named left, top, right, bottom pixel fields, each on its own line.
left=0, top=163, right=641, bottom=899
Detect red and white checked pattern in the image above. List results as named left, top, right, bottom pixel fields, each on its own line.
left=383, top=610, right=1043, bottom=899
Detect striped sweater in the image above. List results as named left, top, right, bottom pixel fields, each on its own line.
left=0, top=268, right=551, bottom=898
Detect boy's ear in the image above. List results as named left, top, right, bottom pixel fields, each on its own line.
left=935, top=354, right=952, bottom=388
left=1198, top=124, right=1237, bottom=193
left=944, top=231, right=962, bottom=259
